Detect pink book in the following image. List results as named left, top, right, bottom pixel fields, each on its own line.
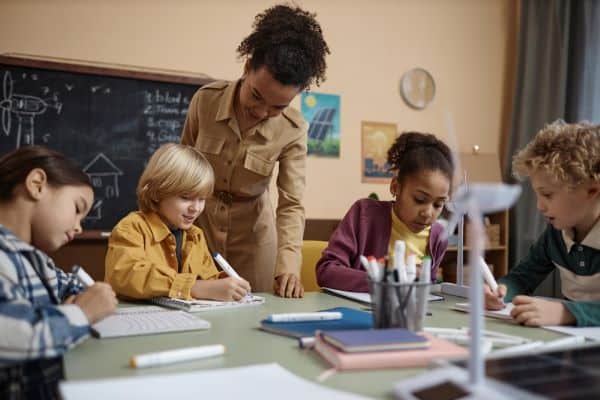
left=314, top=333, right=468, bottom=371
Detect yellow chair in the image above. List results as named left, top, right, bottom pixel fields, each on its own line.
left=301, top=240, right=328, bottom=292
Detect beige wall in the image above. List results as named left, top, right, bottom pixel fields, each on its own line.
left=0, top=0, right=516, bottom=219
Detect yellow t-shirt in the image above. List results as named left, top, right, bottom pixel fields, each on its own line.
left=105, top=211, right=219, bottom=300
left=388, top=209, right=430, bottom=264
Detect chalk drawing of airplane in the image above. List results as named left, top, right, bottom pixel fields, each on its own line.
left=0, top=71, right=62, bottom=148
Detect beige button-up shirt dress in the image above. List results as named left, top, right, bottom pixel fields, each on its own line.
left=181, top=80, right=307, bottom=292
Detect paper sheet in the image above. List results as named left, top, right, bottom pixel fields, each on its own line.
left=60, top=363, right=370, bottom=400
left=323, top=287, right=444, bottom=304
left=452, top=302, right=514, bottom=320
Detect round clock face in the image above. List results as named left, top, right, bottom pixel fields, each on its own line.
left=399, top=68, right=435, bottom=110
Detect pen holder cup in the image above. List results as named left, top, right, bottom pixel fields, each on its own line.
left=367, top=279, right=431, bottom=332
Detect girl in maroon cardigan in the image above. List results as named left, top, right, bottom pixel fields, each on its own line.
left=316, top=132, right=455, bottom=292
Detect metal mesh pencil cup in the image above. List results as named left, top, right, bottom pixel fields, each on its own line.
left=367, top=278, right=431, bottom=331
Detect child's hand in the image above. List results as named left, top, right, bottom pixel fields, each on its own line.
left=274, top=273, right=304, bottom=298
left=192, top=277, right=251, bottom=301
left=484, top=283, right=507, bottom=310
left=73, top=283, right=118, bottom=324
left=511, top=296, right=576, bottom=326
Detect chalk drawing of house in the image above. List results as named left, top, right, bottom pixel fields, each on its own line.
left=83, top=153, right=123, bottom=199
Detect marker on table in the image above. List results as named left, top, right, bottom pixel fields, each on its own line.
left=130, top=344, right=226, bottom=369
left=72, top=265, right=95, bottom=287
left=267, top=312, right=342, bottom=323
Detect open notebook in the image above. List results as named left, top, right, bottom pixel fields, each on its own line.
left=150, top=294, right=265, bottom=312
left=91, top=306, right=211, bottom=338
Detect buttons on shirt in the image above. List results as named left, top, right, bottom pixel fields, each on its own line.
left=578, top=246, right=583, bottom=252
left=579, top=261, right=586, bottom=267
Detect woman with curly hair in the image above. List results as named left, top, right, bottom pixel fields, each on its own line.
left=181, top=4, right=329, bottom=297
left=485, top=121, right=600, bottom=327
left=316, top=132, right=455, bottom=292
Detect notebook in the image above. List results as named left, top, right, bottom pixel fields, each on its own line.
left=322, top=287, right=444, bottom=304
left=452, top=302, right=514, bottom=321
left=91, top=306, right=211, bottom=338
left=259, top=307, right=372, bottom=339
left=314, top=332, right=468, bottom=370
left=150, top=294, right=265, bottom=312
left=320, top=328, right=430, bottom=353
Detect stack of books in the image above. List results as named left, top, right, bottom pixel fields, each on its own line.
left=314, top=328, right=468, bottom=370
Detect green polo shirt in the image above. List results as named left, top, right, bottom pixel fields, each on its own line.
left=500, top=218, right=600, bottom=327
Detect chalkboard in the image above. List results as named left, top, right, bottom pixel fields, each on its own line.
left=0, top=55, right=214, bottom=232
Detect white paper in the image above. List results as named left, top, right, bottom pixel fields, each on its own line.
left=452, top=302, right=514, bottom=320
left=323, top=287, right=444, bottom=304
left=60, top=363, right=370, bottom=400
left=542, top=325, right=600, bottom=341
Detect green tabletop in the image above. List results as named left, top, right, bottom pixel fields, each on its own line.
left=63, top=292, right=564, bottom=399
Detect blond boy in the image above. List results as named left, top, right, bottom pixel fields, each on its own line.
left=105, top=143, right=250, bottom=301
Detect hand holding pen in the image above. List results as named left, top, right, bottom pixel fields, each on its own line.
left=211, top=253, right=252, bottom=300
left=66, top=266, right=117, bottom=324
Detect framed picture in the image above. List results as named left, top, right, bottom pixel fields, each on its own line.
left=361, top=121, right=398, bottom=183
left=301, top=92, right=340, bottom=157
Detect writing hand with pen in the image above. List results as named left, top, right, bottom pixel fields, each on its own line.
left=484, top=283, right=576, bottom=326
left=65, top=266, right=117, bottom=323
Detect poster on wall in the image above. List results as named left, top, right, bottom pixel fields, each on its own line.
left=301, top=92, right=340, bottom=157
left=361, top=121, right=398, bottom=183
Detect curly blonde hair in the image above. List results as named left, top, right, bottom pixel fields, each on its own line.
left=512, top=120, right=600, bottom=186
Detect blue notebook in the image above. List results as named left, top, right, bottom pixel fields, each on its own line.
left=259, top=307, right=372, bottom=339
left=320, top=328, right=430, bottom=353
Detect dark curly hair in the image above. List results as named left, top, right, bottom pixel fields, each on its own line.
left=237, top=3, right=330, bottom=88
left=387, top=132, right=454, bottom=185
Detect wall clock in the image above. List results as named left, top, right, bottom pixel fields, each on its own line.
left=399, top=68, right=435, bottom=110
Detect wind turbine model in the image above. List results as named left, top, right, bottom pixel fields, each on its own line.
left=395, top=113, right=523, bottom=399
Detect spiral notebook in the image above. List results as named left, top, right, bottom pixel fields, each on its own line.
left=91, top=306, right=211, bottom=338
left=150, top=295, right=265, bottom=312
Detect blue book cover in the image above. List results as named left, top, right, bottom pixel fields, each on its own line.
left=260, top=307, right=372, bottom=339
left=321, top=328, right=430, bottom=353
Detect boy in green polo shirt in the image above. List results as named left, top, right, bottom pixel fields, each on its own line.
left=485, top=120, right=600, bottom=326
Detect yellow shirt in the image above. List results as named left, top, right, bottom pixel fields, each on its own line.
left=105, top=211, right=219, bottom=300
left=388, top=209, right=430, bottom=264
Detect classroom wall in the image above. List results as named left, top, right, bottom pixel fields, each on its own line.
left=0, top=0, right=517, bottom=219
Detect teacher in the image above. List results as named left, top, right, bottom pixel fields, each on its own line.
left=181, top=4, right=329, bottom=297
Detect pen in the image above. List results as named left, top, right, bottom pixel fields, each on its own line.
left=267, top=312, right=342, bottom=322
left=71, top=265, right=95, bottom=288
left=129, top=344, right=226, bottom=369
left=478, top=256, right=498, bottom=294
left=213, top=252, right=241, bottom=279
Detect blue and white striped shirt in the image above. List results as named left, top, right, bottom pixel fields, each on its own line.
left=0, top=225, right=90, bottom=367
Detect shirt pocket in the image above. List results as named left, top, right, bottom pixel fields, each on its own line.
left=244, top=151, right=275, bottom=177
left=196, top=136, right=225, bottom=155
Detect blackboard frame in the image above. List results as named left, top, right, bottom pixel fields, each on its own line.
left=0, top=54, right=216, bottom=240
